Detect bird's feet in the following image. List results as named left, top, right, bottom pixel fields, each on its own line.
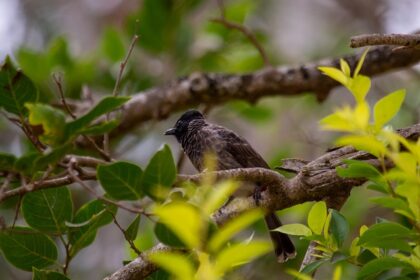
left=253, top=185, right=263, bottom=206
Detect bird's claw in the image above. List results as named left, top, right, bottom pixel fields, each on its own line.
left=253, top=187, right=262, bottom=206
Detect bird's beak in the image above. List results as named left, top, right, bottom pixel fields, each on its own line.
left=164, top=128, right=176, bottom=135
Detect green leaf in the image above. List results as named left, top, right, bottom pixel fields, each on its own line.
left=374, top=89, right=406, bottom=129
left=357, top=257, right=413, bottom=280
left=142, top=145, right=176, bottom=200
left=273, top=223, right=312, bottom=236
left=154, top=222, right=186, bottom=248
left=65, top=96, right=130, bottom=137
left=14, top=152, right=40, bottom=174
left=148, top=251, right=194, bottom=280
left=354, top=48, right=369, bottom=77
left=25, top=103, right=66, bottom=145
left=330, top=210, right=349, bottom=247
left=308, top=201, right=327, bottom=235
left=145, top=269, right=170, bottom=280
left=318, top=67, right=349, bottom=86
left=370, top=197, right=414, bottom=220
left=101, top=26, right=125, bottom=62
left=97, top=161, right=143, bottom=200
left=0, top=152, right=16, bottom=171
left=214, top=241, right=271, bottom=274
left=126, top=215, right=141, bottom=241
left=337, top=160, right=389, bottom=193
left=337, top=160, right=382, bottom=179
left=0, top=56, right=38, bottom=117
left=0, top=227, right=57, bottom=271
left=33, top=144, right=72, bottom=171
left=33, top=268, right=70, bottom=280
left=208, top=209, right=263, bottom=252
left=69, top=200, right=116, bottom=255
left=358, top=222, right=413, bottom=252
left=78, top=120, right=119, bottom=136
left=301, top=259, right=328, bottom=274
left=154, top=202, right=202, bottom=249
left=22, top=186, right=73, bottom=234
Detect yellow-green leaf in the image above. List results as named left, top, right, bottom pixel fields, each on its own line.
left=208, top=209, right=263, bottom=252
left=318, top=67, right=349, bottom=86
left=286, top=269, right=313, bottom=280
left=353, top=101, right=370, bottom=131
left=320, top=112, right=353, bottom=132
left=154, top=202, right=202, bottom=249
left=202, top=180, right=239, bottom=215
left=374, top=89, right=406, bottom=129
left=349, top=237, right=361, bottom=257
left=340, top=59, right=351, bottom=77
left=148, top=251, right=194, bottom=280
left=354, top=48, right=369, bottom=77
left=336, top=135, right=386, bottom=157
left=214, top=241, right=271, bottom=274
left=273, top=223, right=312, bottom=236
left=25, top=103, right=66, bottom=145
left=308, top=201, right=327, bottom=235
left=348, top=75, right=371, bottom=104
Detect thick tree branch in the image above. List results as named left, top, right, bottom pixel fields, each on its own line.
left=112, top=45, right=420, bottom=136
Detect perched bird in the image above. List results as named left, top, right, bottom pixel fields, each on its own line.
left=165, top=109, right=296, bottom=262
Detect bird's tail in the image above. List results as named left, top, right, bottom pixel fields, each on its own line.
left=264, top=213, right=296, bottom=263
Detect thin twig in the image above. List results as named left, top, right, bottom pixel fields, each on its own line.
left=59, top=235, right=72, bottom=275
left=53, top=73, right=76, bottom=119
left=350, top=33, right=420, bottom=49
left=12, top=195, right=22, bottom=228
left=112, top=35, right=139, bottom=97
left=108, top=210, right=142, bottom=255
left=20, top=121, right=45, bottom=152
left=104, top=34, right=139, bottom=156
left=0, top=173, right=14, bottom=196
left=212, top=0, right=271, bottom=66
left=53, top=73, right=112, bottom=161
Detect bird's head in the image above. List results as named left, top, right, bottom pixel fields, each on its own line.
left=165, top=109, right=205, bottom=141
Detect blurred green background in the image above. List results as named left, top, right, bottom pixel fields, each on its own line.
left=0, top=0, right=419, bottom=279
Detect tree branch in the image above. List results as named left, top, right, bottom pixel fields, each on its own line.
left=350, top=33, right=420, bottom=48
left=111, top=45, right=420, bottom=136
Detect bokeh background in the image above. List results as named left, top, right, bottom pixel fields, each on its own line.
left=1, top=0, right=420, bottom=279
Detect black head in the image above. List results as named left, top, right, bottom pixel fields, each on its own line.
left=165, top=110, right=205, bottom=141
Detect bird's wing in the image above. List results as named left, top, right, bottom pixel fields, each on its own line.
left=205, top=124, right=270, bottom=169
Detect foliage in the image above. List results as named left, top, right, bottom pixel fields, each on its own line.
left=149, top=178, right=272, bottom=280
left=277, top=49, right=420, bottom=279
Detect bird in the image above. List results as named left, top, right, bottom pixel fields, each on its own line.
left=165, top=109, right=296, bottom=262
